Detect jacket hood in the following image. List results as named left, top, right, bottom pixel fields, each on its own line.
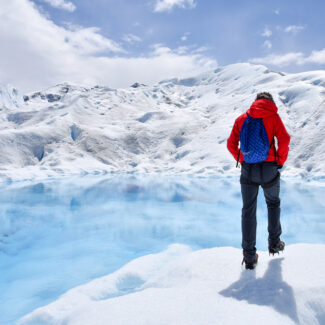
left=246, top=99, right=278, bottom=118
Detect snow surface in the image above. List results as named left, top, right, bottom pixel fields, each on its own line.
left=1, top=175, right=324, bottom=324
left=18, top=243, right=325, bottom=325
left=0, top=63, right=324, bottom=181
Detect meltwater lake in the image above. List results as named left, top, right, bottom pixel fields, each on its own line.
left=0, top=174, right=324, bottom=324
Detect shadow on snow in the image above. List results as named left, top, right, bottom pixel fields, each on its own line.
left=219, top=258, right=299, bottom=323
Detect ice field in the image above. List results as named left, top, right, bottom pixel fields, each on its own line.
left=0, top=174, right=324, bottom=324
left=1, top=62, right=325, bottom=324
left=1, top=63, right=325, bottom=181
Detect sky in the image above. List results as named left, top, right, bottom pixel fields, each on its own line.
left=0, top=0, right=324, bottom=92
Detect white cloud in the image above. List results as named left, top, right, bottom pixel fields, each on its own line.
left=249, top=48, right=325, bottom=67
left=154, top=0, right=196, bottom=13
left=88, top=45, right=216, bottom=88
left=0, top=0, right=216, bottom=92
left=193, top=46, right=209, bottom=53
left=305, top=49, right=325, bottom=64
left=122, top=34, right=142, bottom=44
left=174, top=45, right=189, bottom=54
left=274, top=9, right=280, bottom=15
left=263, top=40, right=272, bottom=50
left=262, top=27, right=272, bottom=38
left=250, top=52, right=305, bottom=66
left=64, top=24, right=124, bottom=54
left=181, top=32, right=190, bottom=41
left=41, top=0, right=76, bottom=12
left=285, top=25, right=305, bottom=34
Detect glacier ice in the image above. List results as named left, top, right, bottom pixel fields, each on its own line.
left=0, top=174, right=324, bottom=324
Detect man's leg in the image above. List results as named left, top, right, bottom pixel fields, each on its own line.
left=241, top=182, right=259, bottom=262
left=262, top=177, right=282, bottom=246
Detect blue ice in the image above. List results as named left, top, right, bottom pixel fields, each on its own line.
left=0, top=174, right=324, bottom=324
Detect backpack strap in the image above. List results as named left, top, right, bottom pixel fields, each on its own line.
left=236, top=113, right=249, bottom=168
left=236, top=149, right=241, bottom=168
left=270, top=137, right=276, bottom=162
left=271, top=117, right=277, bottom=162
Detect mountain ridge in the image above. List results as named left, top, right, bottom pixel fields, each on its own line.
left=0, top=63, right=324, bottom=181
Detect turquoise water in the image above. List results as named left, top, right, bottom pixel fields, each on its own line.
left=0, top=175, right=324, bottom=324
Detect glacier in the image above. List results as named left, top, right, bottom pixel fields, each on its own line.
left=0, top=175, right=324, bottom=324
left=18, top=243, right=325, bottom=325
left=1, top=63, right=325, bottom=324
left=0, top=63, right=324, bottom=181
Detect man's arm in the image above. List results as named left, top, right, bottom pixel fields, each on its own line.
left=274, top=114, right=290, bottom=166
left=227, top=119, right=241, bottom=161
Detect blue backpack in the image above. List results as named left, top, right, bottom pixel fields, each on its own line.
left=238, top=113, right=272, bottom=164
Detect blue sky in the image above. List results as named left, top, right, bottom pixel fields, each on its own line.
left=0, top=0, right=324, bottom=92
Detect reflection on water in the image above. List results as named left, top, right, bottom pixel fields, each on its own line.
left=0, top=174, right=324, bottom=324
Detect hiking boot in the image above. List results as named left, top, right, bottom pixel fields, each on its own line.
left=242, top=253, right=258, bottom=270
left=269, top=240, right=285, bottom=255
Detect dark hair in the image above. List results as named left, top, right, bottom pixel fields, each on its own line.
left=256, top=92, right=274, bottom=103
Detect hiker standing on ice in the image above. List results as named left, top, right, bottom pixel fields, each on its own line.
left=227, top=92, right=290, bottom=270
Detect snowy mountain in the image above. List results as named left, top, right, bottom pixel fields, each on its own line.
left=0, top=63, right=324, bottom=181
left=0, top=84, right=23, bottom=109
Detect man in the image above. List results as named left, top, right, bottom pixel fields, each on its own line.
left=227, top=92, right=290, bottom=270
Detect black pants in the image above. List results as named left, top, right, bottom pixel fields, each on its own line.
left=240, top=162, right=282, bottom=262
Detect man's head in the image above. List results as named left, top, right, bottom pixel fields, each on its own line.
left=256, top=92, right=274, bottom=103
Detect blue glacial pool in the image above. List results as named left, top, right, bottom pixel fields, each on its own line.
left=0, top=174, right=324, bottom=324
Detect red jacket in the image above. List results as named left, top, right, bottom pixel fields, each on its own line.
left=227, top=99, right=290, bottom=166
